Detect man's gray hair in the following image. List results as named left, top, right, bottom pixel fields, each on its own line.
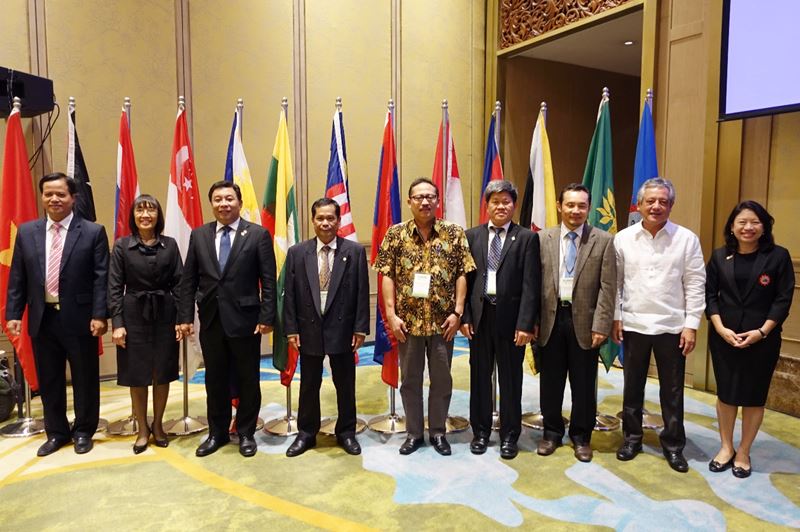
left=483, top=180, right=518, bottom=203
left=636, top=177, right=676, bottom=205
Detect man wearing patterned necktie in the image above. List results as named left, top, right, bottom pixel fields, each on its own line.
left=178, top=181, right=276, bottom=458
left=6, top=173, right=109, bottom=457
left=535, top=183, right=616, bottom=463
left=462, top=180, right=540, bottom=460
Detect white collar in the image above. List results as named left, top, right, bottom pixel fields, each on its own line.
left=316, top=237, right=338, bottom=252
left=47, top=212, right=74, bottom=231
left=216, top=218, right=241, bottom=233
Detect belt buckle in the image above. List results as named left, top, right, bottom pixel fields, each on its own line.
left=558, top=300, right=571, bottom=308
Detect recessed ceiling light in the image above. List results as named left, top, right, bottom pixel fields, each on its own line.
left=623, top=40, right=635, bottom=46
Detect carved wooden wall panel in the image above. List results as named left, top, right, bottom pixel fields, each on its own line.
left=499, top=0, right=632, bottom=49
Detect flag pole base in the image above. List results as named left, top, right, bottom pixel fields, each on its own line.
left=615, top=408, right=663, bottom=430
left=521, top=411, right=570, bottom=431
left=263, top=415, right=298, bottom=436
left=367, top=413, right=406, bottom=434
left=319, top=416, right=367, bottom=436
left=0, top=417, right=45, bottom=438
left=70, top=418, right=108, bottom=434
left=594, top=412, right=620, bottom=432
left=107, top=415, right=145, bottom=436
left=164, top=415, right=208, bottom=436
left=425, top=416, right=470, bottom=434
left=491, top=411, right=501, bottom=431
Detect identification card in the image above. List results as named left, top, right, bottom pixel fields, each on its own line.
left=412, top=272, right=432, bottom=298
left=486, top=271, right=498, bottom=295
left=559, top=277, right=574, bottom=302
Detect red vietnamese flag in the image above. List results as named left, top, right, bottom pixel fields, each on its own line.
left=115, top=111, right=140, bottom=240
left=164, top=105, right=204, bottom=378
left=0, top=107, right=39, bottom=390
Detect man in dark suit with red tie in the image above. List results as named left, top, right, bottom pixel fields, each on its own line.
left=461, top=180, right=540, bottom=459
left=6, top=172, right=109, bottom=456
left=283, top=197, right=369, bottom=457
left=178, top=181, right=276, bottom=458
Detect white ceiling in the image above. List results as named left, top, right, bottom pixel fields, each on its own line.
left=512, top=9, right=643, bottom=77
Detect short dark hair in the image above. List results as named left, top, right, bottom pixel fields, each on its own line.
left=558, top=183, right=591, bottom=205
left=207, top=180, right=242, bottom=202
left=724, top=200, right=775, bottom=254
left=311, top=197, right=340, bottom=218
left=407, top=177, right=439, bottom=198
left=129, top=194, right=165, bottom=237
left=483, top=180, right=517, bottom=203
left=39, top=172, right=77, bottom=195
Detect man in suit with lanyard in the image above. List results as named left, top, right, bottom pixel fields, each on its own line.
left=178, top=181, right=276, bottom=458
left=535, top=183, right=616, bottom=462
left=6, top=172, right=109, bottom=456
left=283, top=198, right=369, bottom=457
left=461, top=180, right=539, bottom=459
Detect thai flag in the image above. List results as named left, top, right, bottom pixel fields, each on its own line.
left=325, top=109, right=357, bottom=240
left=115, top=110, right=140, bottom=241
left=479, top=112, right=503, bottom=223
left=371, top=108, right=401, bottom=388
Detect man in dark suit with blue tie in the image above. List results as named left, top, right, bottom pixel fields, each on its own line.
left=178, top=181, right=276, bottom=458
left=6, top=172, right=109, bottom=456
left=283, top=198, right=369, bottom=457
left=461, top=180, right=540, bottom=459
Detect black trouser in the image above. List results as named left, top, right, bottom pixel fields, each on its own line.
left=199, top=316, right=261, bottom=438
left=469, top=304, right=525, bottom=443
left=621, top=331, right=686, bottom=452
left=297, top=352, right=356, bottom=439
left=31, top=306, right=100, bottom=441
left=539, top=304, right=597, bottom=445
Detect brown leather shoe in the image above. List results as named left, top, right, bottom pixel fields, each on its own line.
left=574, top=444, right=593, bottom=462
left=537, top=439, right=561, bottom=456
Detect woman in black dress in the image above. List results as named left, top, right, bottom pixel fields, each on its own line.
left=108, top=195, right=184, bottom=453
left=705, top=201, right=794, bottom=478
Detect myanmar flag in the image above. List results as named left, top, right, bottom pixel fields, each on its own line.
left=582, top=90, right=619, bottom=371
left=262, top=107, right=300, bottom=386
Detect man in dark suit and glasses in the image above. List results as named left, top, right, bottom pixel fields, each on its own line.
left=461, top=180, right=540, bottom=459
left=178, top=181, right=276, bottom=458
left=283, top=197, right=369, bottom=457
left=6, top=172, right=109, bottom=456
left=535, top=183, right=616, bottom=463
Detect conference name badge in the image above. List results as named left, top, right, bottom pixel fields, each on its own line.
left=486, top=271, right=498, bottom=295
left=412, top=272, right=432, bottom=298
left=559, top=277, right=574, bottom=302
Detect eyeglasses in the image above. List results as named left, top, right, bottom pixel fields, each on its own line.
left=410, top=194, right=438, bottom=203
left=134, top=207, right=158, bottom=215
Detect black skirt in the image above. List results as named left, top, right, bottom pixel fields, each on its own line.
left=709, top=329, right=781, bottom=407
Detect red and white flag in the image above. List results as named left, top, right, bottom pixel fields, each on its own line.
left=164, top=105, right=204, bottom=378
left=115, top=110, right=140, bottom=240
left=431, top=112, right=466, bottom=228
left=0, top=106, right=39, bottom=390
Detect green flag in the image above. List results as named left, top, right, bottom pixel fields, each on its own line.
left=582, top=93, right=619, bottom=371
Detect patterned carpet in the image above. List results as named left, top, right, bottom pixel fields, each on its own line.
left=1, top=336, right=798, bottom=531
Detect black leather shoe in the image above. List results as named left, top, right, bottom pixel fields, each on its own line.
left=429, top=434, right=451, bottom=456
left=399, top=436, right=424, bottom=455
left=537, top=439, right=561, bottom=456
left=286, top=435, right=316, bottom=457
left=151, top=425, right=169, bottom=448
left=500, top=440, right=518, bottom=460
left=73, top=435, right=93, bottom=454
left=470, top=435, right=489, bottom=455
left=338, top=436, right=361, bottom=456
left=616, top=441, right=642, bottom=461
left=37, top=438, right=69, bottom=457
left=732, top=456, right=751, bottom=478
left=196, top=435, right=230, bottom=457
left=709, top=452, right=735, bottom=473
left=664, top=450, right=689, bottom=473
left=239, top=435, right=257, bottom=457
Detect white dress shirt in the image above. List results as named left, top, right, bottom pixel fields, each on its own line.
left=317, top=237, right=337, bottom=312
left=214, top=217, right=240, bottom=259
left=486, top=220, right=511, bottom=269
left=558, top=222, right=584, bottom=281
left=45, top=212, right=74, bottom=302
left=614, top=220, right=706, bottom=334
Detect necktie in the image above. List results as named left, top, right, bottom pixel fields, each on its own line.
left=485, top=226, right=503, bottom=302
left=218, top=226, right=232, bottom=271
left=319, top=245, right=331, bottom=291
left=46, top=222, right=63, bottom=297
left=565, top=231, right=578, bottom=278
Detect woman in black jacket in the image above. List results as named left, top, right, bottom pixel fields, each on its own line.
left=705, top=200, right=794, bottom=478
